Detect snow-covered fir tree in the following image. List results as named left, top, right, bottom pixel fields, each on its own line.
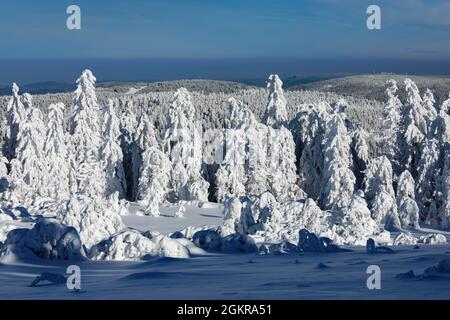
left=364, top=156, right=400, bottom=230
left=137, top=147, right=171, bottom=216
left=382, top=79, right=403, bottom=174
left=262, top=74, right=288, bottom=128
left=397, top=170, right=420, bottom=229
left=331, top=190, right=381, bottom=245
left=5, top=84, right=27, bottom=162
left=163, top=88, right=209, bottom=201
left=130, top=111, right=158, bottom=200
left=100, top=99, right=126, bottom=198
left=402, top=78, right=428, bottom=175
left=68, top=69, right=103, bottom=197
left=352, top=127, right=369, bottom=189
left=290, top=103, right=330, bottom=200
left=7, top=100, right=47, bottom=204
left=320, top=110, right=356, bottom=209
left=262, top=75, right=302, bottom=201
left=43, top=103, right=70, bottom=199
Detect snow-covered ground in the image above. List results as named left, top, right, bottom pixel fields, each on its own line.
left=1, top=203, right=449, bottom=300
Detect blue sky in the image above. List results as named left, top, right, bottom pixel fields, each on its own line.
left=0, top=0, right=450, bottom=83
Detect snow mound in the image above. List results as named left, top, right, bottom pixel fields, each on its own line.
left=1, top=218, right=85, bottom=260
left=423, top=259, right=450, bottom=276
left=192, top=229, right=257, bottom=253
left=418, top=233, right=447, bottom=245
left=366, top=238, right=394, bottom=254
left=90, top=229, right=190, bottom=261
left=221, top=233, right=257, bottom=253
left=55, top=195, right=125, bottom=248
left=257, top=240, right=298, bottom=255
left=30, top=272, right=66, bottom=287
left=393, top=232, right=418, bottom=245
left=176, top=225, right=218, bottom=240
left=297, top=229, right=346, bottom=253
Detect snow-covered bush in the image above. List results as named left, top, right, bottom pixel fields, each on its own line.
left=90, top=229, right=190, bottom=261
left=297, top=229, right=344, bottom=253
left=393, top=232, right=418, bottom=245
left=191, top=229, right=257, bottom=253
left=330, top=190, right=387, bottom=245
left=1, top=218, right=85, bottom=260
left=221, top=233, right=257, bottom=253
left=55, top=194, right=125, bottom=248
left=418, top=233, right=447, bottom=245
left=192, top=229, right=222, bottom=252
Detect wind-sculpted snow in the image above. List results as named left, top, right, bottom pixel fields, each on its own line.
left=0, top=217, right=85, bottom=260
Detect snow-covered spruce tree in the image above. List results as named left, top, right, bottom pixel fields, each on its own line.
left=331, top=190, right=382, bottom=245
left=352, top=127, right=369, bottom=189
left=5, top=84, right=27, bottom=162
left=290, top=102, right=331, bottom=200
left=320, top=110, right=356, bottom=210
left=100, top=99, right=126, bottom=198
left=216, top=98, right=250, bottom=202
left=216, top=128, right=247, bottom=202
left=246, top=123, right=270, bottom=196
left=402, top=78, right=428, bottom=175
left=130, top=111, right=158, bottom=200
left=266, top=126, right=302, bottom=201
left=137, top=147, right=171, bottom=216
left=262, top=74, right=288, bottom=128
left=163, top=88, right=209, bottom=202
left=119, top=99, right=138, bottom=199
left=396, top=170, right=420, bottom=229
left=262, top=75, right=302, bottom=201
left=68, top=69, right=103, bottom=197
left=7, top=102, right=47, bottom=204
left=363, top=156, right=400, bottom=230
left=415, top=138, right=440, bottom=220
left=382, top=79, right=403, bottom=175
left=43, top=103, right=70, bottom=200
left=422, top=89, right=437, bottom=125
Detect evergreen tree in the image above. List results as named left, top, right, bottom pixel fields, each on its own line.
left=382, top=80, right=403, bottom=175
left=137, top=147, right=171, bottom=216
left=320, top=111, right=356, bottom=209
left=163, top=88, right=209, bottom=201
left=100, top=99, right=126, bottom=198
left=69, top=69, right=102, bottom=197
left=262, top=74, right=288, bottom=128
left=397, top=170, right=420, bottom=229
left=43, top=103, right=70, bottom=199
